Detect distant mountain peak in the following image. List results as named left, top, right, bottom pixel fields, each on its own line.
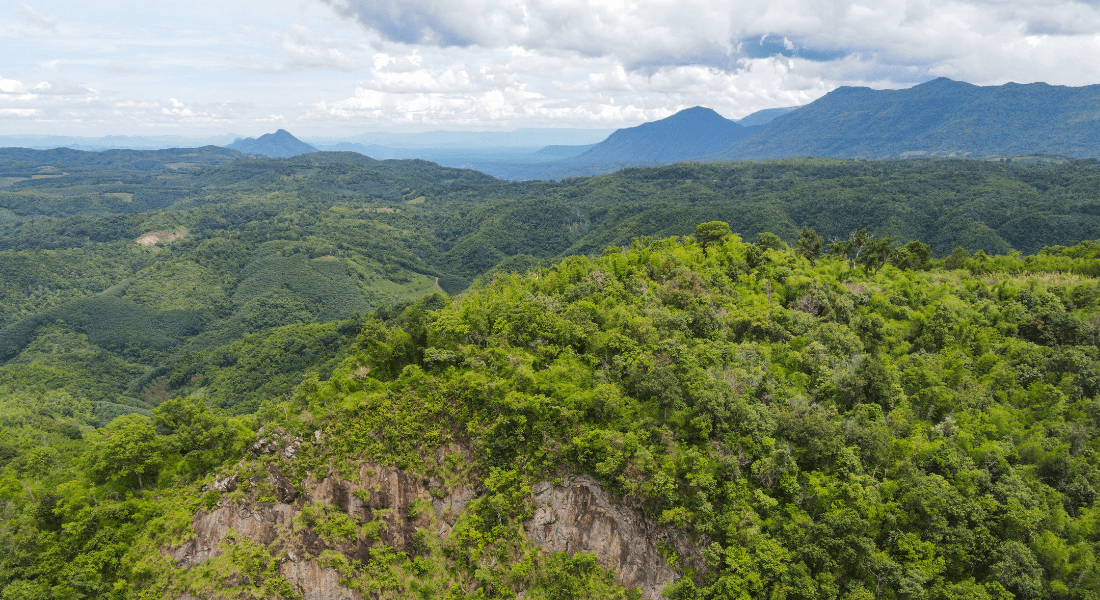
left=567, top=106, right=751, bottom=165
left=711, top=77, right=1100, bottom=161
left=668, top=106, right=722, bottom=117
left=226, top=130, right=317, bottom=158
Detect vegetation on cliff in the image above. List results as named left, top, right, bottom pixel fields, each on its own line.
left=6, top=219, right=1100, bottom=598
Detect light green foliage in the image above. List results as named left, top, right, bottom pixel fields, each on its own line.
left=83, top=413, right=164, bottom=490
left=696, top=221, right=732, bottom=251
left=154, top=397, right=249, bottom=482
left=5, top=155, right=1100, bottom=416
left=294, top=501, right=360, bottom=546
left=526, top=553, right=642, bottom=600
left=180, top=534, right=301, bottom=600
left=270, top=229, right=1100, bottom=600
left=8, top=148, right=1100, bottom=598
left=796, top=226, right=824, bottom=266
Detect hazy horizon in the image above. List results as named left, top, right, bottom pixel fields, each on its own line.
left=4, top=0, right=1100, bottom=137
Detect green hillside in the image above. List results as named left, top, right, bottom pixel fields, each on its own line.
left=5, top=224, right=1100, bottom=598
left=3, top=152, right=1100, bottom=427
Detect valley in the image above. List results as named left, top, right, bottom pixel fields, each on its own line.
left=2, top=147, right=1100, bottom=599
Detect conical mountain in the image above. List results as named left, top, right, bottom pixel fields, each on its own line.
left=227, top=129, right=317, bottom=158
left=574, top=106, right=753, bottom=164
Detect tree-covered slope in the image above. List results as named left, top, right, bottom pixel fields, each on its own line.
left=438, top=158, right=1100, bottom=278
left=0, top=145, right=244, bottom=174
left=575, top=107, right=755, bottom=164
left=716, top=78, right=1100, bottom=160
left=4, top=152, right=1100, bottom=427
left=6, top=228, right=1100, bottom=598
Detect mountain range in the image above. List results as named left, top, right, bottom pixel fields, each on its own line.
left=8, top=78, right=1100, bottom=177
left=458, top=107, right=771, bottom=179
left=466, top=78, right=1100, bottom=179
left=715, top=77, right=1100, bottom=161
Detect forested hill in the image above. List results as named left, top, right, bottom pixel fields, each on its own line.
left=467, top=107, right=757, bottom=180
left=0, top=145, right=243, bottom=173
left=716, top=78, right=1100, bottom=160
left=572, top=106, right=755, bottom=164
left=0, top=149, right=1097, bottom=430
left=5, top=147, right=1100, bottom=597
left=6, top=222, right=1100, bottom=598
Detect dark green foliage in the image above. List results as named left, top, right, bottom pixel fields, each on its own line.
left=796, top=226, right=823, bottom=265
left=263, top=231, right=1100, bottom=600
left=9, top=147, right=1100, bottom=599
left=166, top=320, right=361, bottom=414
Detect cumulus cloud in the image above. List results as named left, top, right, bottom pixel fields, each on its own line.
left=0, top=76, right=93, bottom=97
left=321, top=0, right=1100, bottom=85
left=306, top=44, right=835, bottom=129
left=6, top=0, right=1100, bottom=134
left=280, top=25, right=359, bottom=72
left=158, top=97, right=234, bottom=124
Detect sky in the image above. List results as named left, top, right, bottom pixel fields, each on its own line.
left=3, top=0, right=1100, bottom=137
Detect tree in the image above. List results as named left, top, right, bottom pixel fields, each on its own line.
left=859, top=235, right=896, bottom=274
left=84, top=414, right=165, bottom=490
left=695, top=221, right=732, bottom=253
left=828, top=229, right=869, bottom=270
left=756, top=231, right=787, bottom=251
left=944, top=247, right=971, bottom=270
left=896, top=240, right=932, bottom=270
left=796, top=226, right=824, bottom=265
left=154, top=397, right=241, bottom=476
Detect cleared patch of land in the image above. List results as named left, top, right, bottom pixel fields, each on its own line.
left=135, top=230, right=186, bottom=247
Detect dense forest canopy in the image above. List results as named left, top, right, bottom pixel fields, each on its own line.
left=2, top=150, right=1100, bottom=423
left=4, top=149, right=1100, bottom=598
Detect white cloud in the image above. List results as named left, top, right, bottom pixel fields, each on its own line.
left=17, top=2, right=57, bottom=30
left=4, top=0, right=1100, bottom=135
left=0, top=108, right=41, bottom=117
left=0, top=76, right=28, bottom=94
left=0, top=75, right=93, bottom=97
left=321, top=0, right=1100, bottom=85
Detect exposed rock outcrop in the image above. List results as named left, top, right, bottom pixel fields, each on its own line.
left=279, top=561, right=353, bottom=600
left=173, top=502, right=297, bottom=570
left=251, top=426, right=302, bottom=459
left=171, top=462, right=461, bottom=600
left=527, top=475, right=692, bottom=600
left=171, top=462, right=692, bottom=600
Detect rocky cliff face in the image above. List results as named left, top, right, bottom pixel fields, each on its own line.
left=528, top=476, right=688, bottom=599
left=169, top=461, right=691, bottom=599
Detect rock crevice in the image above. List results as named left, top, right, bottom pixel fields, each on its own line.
left=171, top=465, right=691, bottom=600
left=527, top=475, right=691, bottom=600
